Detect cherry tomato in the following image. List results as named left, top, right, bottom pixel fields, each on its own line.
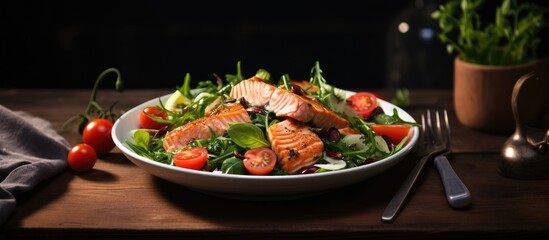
left=347, top=92, right=378, bottom=119
left=139, top=107, right=169, bottom=130
left=82, top=118, right=115, bottom=155
left=173, top=147, right=208, bottom=170
left=243, top=148, right=277, bottom=175
left=370, top=124, right=412, bottom=143
left=67, top=143, right=97, bottom=172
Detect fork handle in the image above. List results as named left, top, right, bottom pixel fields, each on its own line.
left=381, top=154, right=431, bottom=223
left=434, top=155, right=472, bottom=209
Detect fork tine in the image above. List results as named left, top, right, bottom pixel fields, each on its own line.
left=420, top=114, right=427, bottom=145
left=432, top=109, right=451, bottom=150
left=435, top=110, right=443, bottom=145
left=443, top=109, right=451, bottom=149
left=426, top=109, right=432, bottom=140
left=425, top=109, right=436, bottom=145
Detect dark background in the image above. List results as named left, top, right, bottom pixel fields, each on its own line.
left=3, top=0, right=549, bottom=90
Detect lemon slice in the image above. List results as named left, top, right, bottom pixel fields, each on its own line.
left=164, top=90, right=191, bottom=113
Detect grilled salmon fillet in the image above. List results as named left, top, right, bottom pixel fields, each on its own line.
left=230, top=78, right=277, bottom=107
left=163, top=103, right=251, bottom=152
left=268, top=88, right=349, bottom=128
left=267, top=119, right=324, bottom=174
left=230, top=78, right=348, bottom=129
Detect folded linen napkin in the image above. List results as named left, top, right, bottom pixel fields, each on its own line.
left=0, top=105, right=69, bottom=225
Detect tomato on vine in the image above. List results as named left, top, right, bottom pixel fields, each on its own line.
left=67, top=143, right=97, bottom=172
left=63, top=68, right=123, bottom=155
left=82, top=118, right=115, bottom=154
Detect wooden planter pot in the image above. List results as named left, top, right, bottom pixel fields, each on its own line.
left=453, top=57, right=547, bottom=134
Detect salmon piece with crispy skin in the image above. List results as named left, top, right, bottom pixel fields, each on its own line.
left=267, top=119, right=324, bottom=174
left=230, top=78, right=348, bottom=129
left=267, top=88, right=348, bottom=128
left=229, top=77, right=277, bottom=107
left=163, top=104, right=251, bottom=152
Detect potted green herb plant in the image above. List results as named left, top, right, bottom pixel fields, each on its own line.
left=432, top=0, right=549, bottom=133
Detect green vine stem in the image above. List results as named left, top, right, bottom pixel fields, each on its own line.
left=84, top=68, right=123, bottom=117
left=63, top=67, right=124, bottom=134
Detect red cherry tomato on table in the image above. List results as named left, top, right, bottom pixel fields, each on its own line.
left=139, top=107, right=169, bottom=130
left=173, top=147, right=208, bottom=170
left=243, top=147, right=277, bottom=175
left=347, top=92, right=378, bottom=119
left=370, top=124, right=412, bottom=144
left=82, top=118, right=115, bottom=155
left=67, top=143, right=97, bottom=172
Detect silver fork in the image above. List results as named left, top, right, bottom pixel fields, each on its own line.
left=381, top=109, right=449, bottom=223
left=433, top=111, right=472, bottom=209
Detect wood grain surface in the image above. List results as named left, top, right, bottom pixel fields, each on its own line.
left=0, top=89, right=548, bottom=240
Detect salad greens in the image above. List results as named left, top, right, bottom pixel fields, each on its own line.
left=125, top=61, right=418, bottom=176
left=309, top=61, right=347, bottom=113
left=227, top=123, right=270, bottom=149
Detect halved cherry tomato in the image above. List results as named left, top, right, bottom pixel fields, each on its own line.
left=347, top=92, right=378, bottom=119
left=243, top=147, right=277, bottom=175
left=173, top=147, right=208, bottom=170
left=67, top=143, right=97, bottom=172
left=139, top=107, right=169, bottom=130
left=370, top=124, right=412, bottom=143
left=82, top=118, right=115, bottom=155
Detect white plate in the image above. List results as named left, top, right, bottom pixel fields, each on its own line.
left=112, top=93, right=419, bottom=200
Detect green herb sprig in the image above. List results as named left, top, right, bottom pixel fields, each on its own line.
left=432, top=0, right=548, bottom=66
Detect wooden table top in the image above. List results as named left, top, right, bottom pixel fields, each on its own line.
left=1, top=88, right=548, bottom=240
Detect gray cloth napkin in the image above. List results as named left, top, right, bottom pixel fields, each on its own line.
left=0, top=105, right=69, bottom=225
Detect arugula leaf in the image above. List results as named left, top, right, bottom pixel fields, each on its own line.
left=125, top=131, right=172, bottom=165
left=374, top=109, right=421, bottom=127
left=308, top=61, right=346, bottom=113
left=281, top=74, right=292, bottom=91
left=225, top=61, right=245, bottom=86
left=177, top=73, right=192, bottom=98
left=205, top=144, right=237, bottom=171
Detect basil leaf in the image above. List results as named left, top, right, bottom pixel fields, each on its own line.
left=227, top=122, right=270, bottom=149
